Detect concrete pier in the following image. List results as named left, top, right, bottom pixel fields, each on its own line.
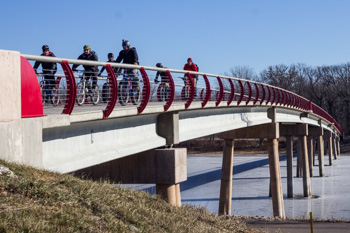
left=221, top=122, right=285, bottom=218
left=286, top=136, right=294, bottom=198
left=218, top=139, right=234, bottom=215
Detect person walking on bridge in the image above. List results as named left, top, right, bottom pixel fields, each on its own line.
left=72, top=45, right=99, bottom=90
left=33, top=44, right=57, bottom=103
left=183, top=57, right=199, bottom=97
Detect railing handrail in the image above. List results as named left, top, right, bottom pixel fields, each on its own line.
left=22, top=53, right=343, bottom=136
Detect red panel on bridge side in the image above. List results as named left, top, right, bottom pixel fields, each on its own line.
left=20, top=56, right=44, bottom=118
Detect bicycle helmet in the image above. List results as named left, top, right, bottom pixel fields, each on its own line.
left=83, top=45, right=91, bottom=50
left=42, top=45, right=49, bottom=51
left=122, top=39, right=130, bottom=48
left=108, top=53, right=114, bottom=58
left=156, top=63, right=163, bottom=68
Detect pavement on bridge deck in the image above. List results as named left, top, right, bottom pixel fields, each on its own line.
left=121, top=153, right=350, bottom=232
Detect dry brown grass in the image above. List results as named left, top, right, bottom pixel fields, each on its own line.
left=0, top=160, right=261, bottom=233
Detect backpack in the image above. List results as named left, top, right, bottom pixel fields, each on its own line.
left=194, top=64, right=199, bottom=79
left=195, top=64, right=199, bottom=72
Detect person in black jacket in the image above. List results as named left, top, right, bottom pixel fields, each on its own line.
left=115, top=40, right=139, bottom=81
left=33, top=44, right=57, bottom=101
left=72, top=45, right=99, bottom=89
left=99, top=53, right=117, bottom=76
left=154, top=63, right=168, bottom=84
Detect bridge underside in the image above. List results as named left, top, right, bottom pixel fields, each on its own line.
left=37, top=105, right=331, bottom=173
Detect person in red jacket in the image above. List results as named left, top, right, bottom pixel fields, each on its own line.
left=183, top=57, right=198, bottom=97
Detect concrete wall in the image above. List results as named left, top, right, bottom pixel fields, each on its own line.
left=0, top=49, right=22, bottom=163
left=0, top=50, right=43, bottom=169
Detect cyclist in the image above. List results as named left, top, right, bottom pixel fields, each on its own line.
left=183, top=57, right=198, bottom=97
left=115, top=40, right=139, bottom=88
left=72, top=45, right=99, bottom=90
left=99, top=53, right=117, bottom=76
left=154, top=63, right=168, bottom=84
left=154, top=63, right=170, bottom=101
left=33, top=45, right=57, bottom=102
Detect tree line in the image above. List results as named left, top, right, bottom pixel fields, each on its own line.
left=227, top=63, right=350, bottom=136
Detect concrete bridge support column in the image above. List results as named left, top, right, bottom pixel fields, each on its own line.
left=324, top=130, right=333, bottom=166
left=332, top=134, right=338, bottom=160
left=309, top=126, right=325, bottom=177
left=218, top=139, right=234, bottom=215
left=299, top=135, right=311, bottom=197
left=313, top=139, right=317, bottom=166
left=296, top=138, right=302, bottom=178
left=267, top=137, right=285, bottom=217
left=156, top=183, right=181, bottom=207
left=317, top=135, right=325, bottom=177
left=307, top=136, right=314, bottom=177
left=286, top=136, right=294, bottom=198
left=280, top=124, right=311, bottom=197
left=221, top=122, right=285, bottom=218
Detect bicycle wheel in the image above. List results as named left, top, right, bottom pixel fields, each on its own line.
left=200, top=89, right=205, bottom=101
left=131, top=86, right=140, bottom=105
left=102, top=83, right=110, bottom=103
left=119, top=83, right=129, bottom=106
left=90, top=85, right=100, bottom=105
left=58, top=78, right=67, bottom=105
left=40, top=81, right=47, bottom=105
left=76, top=81, right=85, bottom=106
left=157, top=85, right=163, bottom=101
left=157, top=84, right=166, bottom=102
left=181, top=86, right=190, bottom=101
left=181, top=87, right=185, bottom=101
left=51, top=87, right=59, bottom=106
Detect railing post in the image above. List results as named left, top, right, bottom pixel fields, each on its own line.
left=237, top=80, right=244, bottom=105
left=227, top=79, right=235, bottom=106
left=266, top=86, right=271, bottom=105
left=253, top=83, right=259, bottom=105
left=138, top=67, right=151, bottom=114
left=164, top=70, right=175, bottom=112
left=60, top=60, right=76, bottom=115
left=216, top=76, right=224, bottom=106
left=260, top=84, right=266, bottom=105
left=201, top=74, right=211, bottom=108
left=103, top=64, right=118, bottom=119
left=245, top=81, right=252, bottom=105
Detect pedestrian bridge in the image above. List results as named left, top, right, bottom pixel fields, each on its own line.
left=0, top=49, right=342, bottom=218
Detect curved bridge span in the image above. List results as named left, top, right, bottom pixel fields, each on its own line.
left=0, top=49, right=343, bottom=218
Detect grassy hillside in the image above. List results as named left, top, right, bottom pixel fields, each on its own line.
left=0, top=160, right=260, bottom=233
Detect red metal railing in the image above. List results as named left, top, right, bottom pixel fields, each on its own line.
left=21, top=54, right=343, bottom=136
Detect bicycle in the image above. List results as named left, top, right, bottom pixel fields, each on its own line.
left=102, top=77, right=110, bottom=103
left=75, top=71, right=100, bottom=106
left=180, top=76, right=192, bottom=101
left=38, top=74, right=60, bottom=106
left=118, top=73, right=140, bottom=106
left=156, top=81, right=169, bottom=102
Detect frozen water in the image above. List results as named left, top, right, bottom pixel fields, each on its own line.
left=120, top=153, right=350, bottom=220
